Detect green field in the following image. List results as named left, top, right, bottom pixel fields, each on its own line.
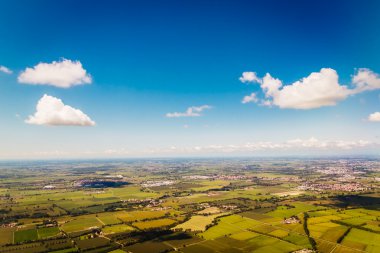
left=37, top=227, right=60, bottom=239
left=132, top=218, right=176, bottom=230
left=116, top=210, right=166, bottom=222
left=266, top=203, right=321, bottom=218
left=14, top=229, right=38, bottom=243
left=62, top=217, right=103, bottom=232
left=102, top=224, right=135, bottom=234
left=96, top=212, right=122, bottom=225
left=174, top=214, right=224, bottom=232
left=200, top=215, right=261, bottom=240
left=342, top=228, right=380, bottom=252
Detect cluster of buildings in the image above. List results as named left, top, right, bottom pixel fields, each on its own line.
left=257, top=176, right=301, bottom=182
left=122, top=198, right=154, bottom=203
left=283, top=216, right=300, bottom=224
left=298, top=182, right=368, bottom=192
left=0, top=222, right=17, bottom=228
left=141, top=180, right=175, bottom=187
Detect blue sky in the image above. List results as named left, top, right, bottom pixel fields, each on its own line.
left=1, top=0, right=380, bottom=159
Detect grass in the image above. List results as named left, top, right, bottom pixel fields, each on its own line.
left=319, top=225, right=348, bottom=242
left=342, top=228, right=380, bottom=251
left=173, top=214, right=222, bottom=232
left=96, top=212, right=122, bottom=225
left=182, top=244, right=214, bottom=253
left=248, top=235, right=302, bottom=253
left=75, top=237, right=110, bottom=250
left=340, top=216, right=376, bottom=226
left=124, top=240, right=173, bottom=253
left=229, top=231, right=260, bottom=241
left=116, top=210, right=166, bottom=222
left=132, top=218, right=176, bottom=230
left=283, top=233, right=311, bottom=248
left=37, top=227, right=60, bottom=239
left=308, top=222, right=341, bottom=238
left=14, top=229, right=38, bottom=243
left=199, top=216, right=247, bottom=240
left=102, top=224, right=135, bottom=234
left=269, top=229, right=289, bottom=238
left=239, top=211, right=279, bottom=222
left=62, top=217, right=103, bottom=233
left=266, top=202, right=321, bottom=218
left=0, top=227, right=14, bottom=245
left=162, top=232, right=204, bottom=248
left=49, top=248, right=79, bottom=253
left=200, top=214, right=278, bottom=240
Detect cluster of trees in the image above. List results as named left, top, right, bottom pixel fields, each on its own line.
left=303, top=212, right=317, bottom=250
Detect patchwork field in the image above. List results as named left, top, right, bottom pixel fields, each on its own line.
left=132, top=218, right=176, bottom=230
left=102, top=224, right=135, bottom=234
left=342, top=228, right=380, bottom=252
left=37, top=227, right=60, bottom=239
left=14, top=229, right=38, bottom=243
left=116, top=210, right=167, bottom=222
left=0, top=159, right=379, bottom=253
left=174, top=214, right=224, bottom=232
left=62, top=217, right=103, bottom=232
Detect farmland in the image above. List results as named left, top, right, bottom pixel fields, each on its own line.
left=0, top=158, right=379, bottom=252
left=173, top=213, right=226, bottom=232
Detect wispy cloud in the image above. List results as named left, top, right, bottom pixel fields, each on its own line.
left=166, top=105, right=212, bottom=118
left=0, top=65, right=12, bottom=74
left=139, top=138, right=375, bottom=155
left=368, top=112, right=380, bottom=122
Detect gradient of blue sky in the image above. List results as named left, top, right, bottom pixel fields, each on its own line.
left=0, top=0, right=380, bottom=158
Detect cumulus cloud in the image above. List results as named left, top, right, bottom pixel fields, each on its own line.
left=166, top=105, right=212, bottom=118
left=26, top=94, right=95, bottom=126
left=368, top=112, right=380, bottom=122
left=241, top=68, right=380, bottom=109
left=18, top=59, right=92, bottom=88
left=242, top=92, right=258, bottom=104
left=239, top=72, right=261, bottom=83
left=271, top=68, right=351, bottom=109
left=352, top=68, right=380, bottom=92
left=0, top=65, right=12, bottom=74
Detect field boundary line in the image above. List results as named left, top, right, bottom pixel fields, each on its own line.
left=96, top=217, right=106, bottom=226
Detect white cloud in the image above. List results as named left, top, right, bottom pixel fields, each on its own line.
left=239, top=71, right=261, bottom=83
left=241, top=68, right=380, bottom=109
left=0, top=65, right=12, bottom=74
left=368, top=112, right=380, bottom=122
left=352, top=68, right=380, bottom=92
left=166, top=105, right=212, bottom=118
left=242, top=92, right=258, bottom=104
left=18, top=59, right=91, bottom=88
left=271, top=68, right=351, bottom=109
left=261, top=73, right=283, bottom=97
left=26, top=94, right=95, bottom=126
